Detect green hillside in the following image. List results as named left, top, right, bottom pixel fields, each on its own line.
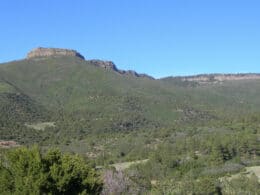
left=0, top=54, right=259, bottom=194
left=0, top=56, right=260, bottom=140
left=0, top=56, right=183, bottom=132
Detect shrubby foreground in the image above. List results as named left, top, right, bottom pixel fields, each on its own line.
left=0, top=146, right=102, bottom=194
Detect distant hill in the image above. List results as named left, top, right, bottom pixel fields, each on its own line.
left=1, top=47, right=260, bottom=142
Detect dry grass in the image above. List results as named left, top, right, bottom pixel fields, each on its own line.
left=25, top=122, right=55, bottom=130
left=111, top=159, right=149, bottom=171
left=245, top=166, right=260, bottom=182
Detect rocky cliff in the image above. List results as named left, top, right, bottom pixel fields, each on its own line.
left=87, top=59, right=154, bottom=79
left=27, top=47, right=85, bottom=60
left=177, top=74, right=260, bottom=83
left=88, top=60, right=118, bottom=71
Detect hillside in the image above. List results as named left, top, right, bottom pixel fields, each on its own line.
left=0, top=47, right=259, bottom=194
left=0, top=56, right=177, bottom=132
left=0, top=48, right=260, bottom=141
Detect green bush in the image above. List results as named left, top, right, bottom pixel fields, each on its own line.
left=0, top=146, right=102, bottom=194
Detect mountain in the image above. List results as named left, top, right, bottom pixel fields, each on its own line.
left=0, top=47, right=259, bottom=194
left=1, top=47, right=260, bottom=143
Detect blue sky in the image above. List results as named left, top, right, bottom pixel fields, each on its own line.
left=1, top=0, right=259, bottom=78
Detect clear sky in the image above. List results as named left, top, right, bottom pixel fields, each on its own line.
left=1, top=0, right=259, bottom=78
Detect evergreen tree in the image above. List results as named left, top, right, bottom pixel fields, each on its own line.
left=0, top=146, right=102, bottom=194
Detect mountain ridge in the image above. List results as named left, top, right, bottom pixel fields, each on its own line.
left=24, top=47, right=155, bottom=80
left=1, top=49, right=260, bottom=146
left=162, top=73, right=260, bottom=83
left=2, top=47, right=260, bottom=82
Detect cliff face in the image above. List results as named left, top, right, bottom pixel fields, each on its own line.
left=27, top=47, right=85, bottom=60
left=179, top=74, right=260, bottom=83
left=87, top=59, right=154, bottom=79
left=88, top=60, right=118, bottom=71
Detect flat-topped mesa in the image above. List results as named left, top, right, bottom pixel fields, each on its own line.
left=27, top=47, right=85, bottom=60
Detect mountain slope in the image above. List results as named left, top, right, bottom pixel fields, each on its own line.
left=0, top=78, right=47, bottom=124
left=0, top=56, right=183, bottom=132
left=0, top=48, right=260, bottom=142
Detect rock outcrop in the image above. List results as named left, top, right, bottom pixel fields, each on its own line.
left=88, top=60, right=118, bottom=71
left=27, top=47, right=85, bottom=60
left=176, top=74, right=260, bottom=83
left=87, top=59, right=154, bottom=79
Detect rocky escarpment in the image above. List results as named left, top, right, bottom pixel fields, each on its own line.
left=176, top=74, right=260, bottom=83
left=27, top=47, right=85, bottom=60
left=88, top=60, right=119, bottom=71
left=87, top=59, right=154, bottom=79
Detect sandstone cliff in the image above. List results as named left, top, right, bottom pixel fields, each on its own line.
left=170, top=73, right=260, bottom=83
left=27, top=47, right=85, bottom=60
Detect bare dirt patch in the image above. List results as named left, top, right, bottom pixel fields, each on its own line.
left=245, top=166, right=260, bottom=182
left=111, top=159, right=149, bottom=171
left=0, top=140, right=19, bottom=148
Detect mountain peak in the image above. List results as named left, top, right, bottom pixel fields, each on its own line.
left=27, top=47, right=85, bottom=60
left=25, top=47, right=154, bottom=79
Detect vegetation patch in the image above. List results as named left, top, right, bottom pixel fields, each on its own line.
left=0, top=82, right=14, bottom=93
left=0, top=146, right=102, bottom=194
left=25, top=122, right=55, bottom=130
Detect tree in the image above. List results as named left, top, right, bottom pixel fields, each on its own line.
left=0, top=146, right=102, bottom=194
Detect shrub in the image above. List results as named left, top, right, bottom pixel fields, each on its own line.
left=0, top=146, right=102, bottom=194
